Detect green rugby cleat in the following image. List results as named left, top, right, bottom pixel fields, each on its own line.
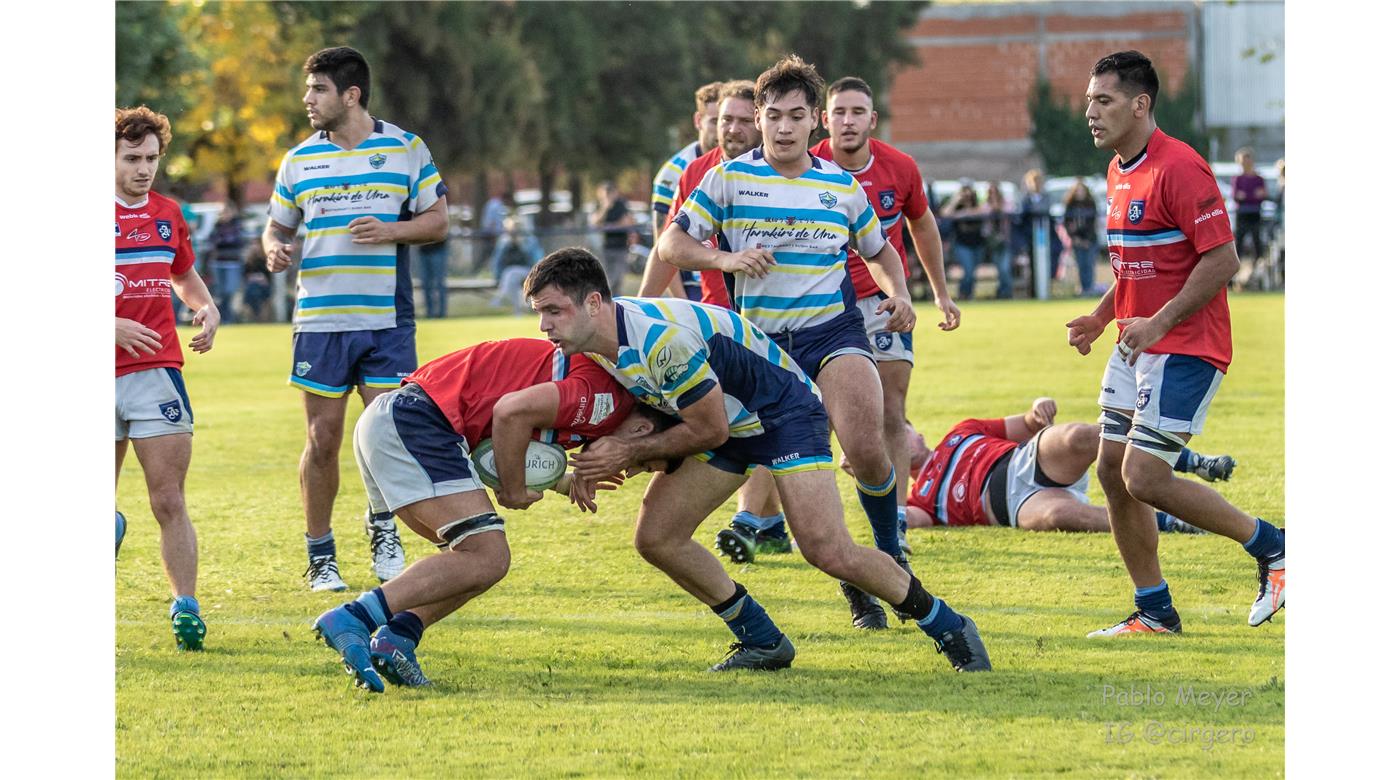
left=172, top=611, right=207, bottom=652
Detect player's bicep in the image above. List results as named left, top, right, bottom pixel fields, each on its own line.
left=410, top=139, right=447, bottom=212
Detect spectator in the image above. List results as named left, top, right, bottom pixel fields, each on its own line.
left=943, top=180, right=1011, bottom=300
left=591, top=181, right=633, bottom=296
left=418, top=237, right=450, bottom=319
left=241, top=242, right=273, bottom=322
left=1016, top=168, right=1063, bottom=283
left=488, top=216, right=544, bottom=314
left=1062, top=178, right=1102, bottom=297
left=983, top=184, right=1015, bottom=299
left=471, top=191, right=510, bottom=274
left=209, top=202, right=245, bottom=323
left=1231, top=147, right=1268, bottom=283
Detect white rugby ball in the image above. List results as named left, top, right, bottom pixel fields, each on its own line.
left=470, top=438, right=568, bottom=491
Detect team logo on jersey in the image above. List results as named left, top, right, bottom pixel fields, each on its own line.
left=1127, top=200, right=1146, bottom=224
left=156, top=220, right=173, bottom=240
left=126, top=227, right=151, bottom=243
left=663, top=364, right=688, bottom=384
left=879, top=190, right=896, bottom=211
left=655, top=346, right=673, bottom=368
left=369, top=153, right=388, bottom=169
left=875, top=332, right=894, bottom=351
left=953, top=481, right=966, bottom=501
left=818, top=191, right=837, bottom=209
left=946, top=434, right=963, bottom=448
left=1136, top=388, right=1152, bottom=410
left=295, top=361, right=312, bottom=377
left=159, top=400, right=183, bottom=423
left=115, top=273, right=127, bottom=296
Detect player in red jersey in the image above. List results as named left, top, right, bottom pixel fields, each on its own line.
left=313, top=338, right=675, bottom=691
left=1066, top=52, right=1284, bottom=637
left=638, top=79, right=761, bottom=307
left=115, top=106, right=220, bottom=651
left=888, top=398, right=1232, bottom=533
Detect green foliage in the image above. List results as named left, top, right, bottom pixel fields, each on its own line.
left=118, top=295, right=1285, bottom=777
left=115, top=1, right=200, bottom=124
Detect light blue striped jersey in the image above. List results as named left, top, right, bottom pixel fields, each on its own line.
left=674, top=149, right=888, bottom=334
left=652, top=141, right=702, bottom=217
left=587, top=297, right=822, bottom=438
left=269, top=119, right=446, bottom=333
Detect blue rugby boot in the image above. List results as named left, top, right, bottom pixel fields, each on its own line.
left=314, top=605, right=384, bottom=693
left=370, top=625, right=432, bottom=687
left=116, top=511, right=127, bottom=559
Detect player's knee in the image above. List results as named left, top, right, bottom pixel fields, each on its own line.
left=798, top=535, right=852, bottom=577
left=1096, top=456, right=1128, bottom=494
left=847, top=442, right=892, bottom=482
left=305, top=421, right=343, bottom=460
left=632, top=523, right=676, bottom=567
left=1066, top=424, right=1100, bottom=459
left=147, top=487, right=188, bottom=525
left=1121, top=457, right=1169, bottom=505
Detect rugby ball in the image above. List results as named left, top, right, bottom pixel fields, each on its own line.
left=470, top=438, right=568, bottom=491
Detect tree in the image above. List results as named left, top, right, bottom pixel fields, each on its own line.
left=116, top=1, right=201, bottom=144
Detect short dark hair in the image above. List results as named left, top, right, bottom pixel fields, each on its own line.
left=524, top=247, right=612, bottom=304
left=695, top=81, right=724, bottom=111
left=1091, top=50, right=1159, bottom=112
left=755, top=54, right=824, bottom=109
left=115, top=105, right=172, bottom=153
left=826, top=76, right=873, bottom=101
left=304, top=46, right=372, bottom=108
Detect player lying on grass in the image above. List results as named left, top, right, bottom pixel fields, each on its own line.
left=531, top=248, right=991, bottom=673
left=312, top=337, right=675, bottom=692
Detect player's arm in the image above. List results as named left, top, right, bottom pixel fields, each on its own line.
left=171, top=267, right=220, bottom=354
left=1002, top=397, right=1057, bottom=444
left=570, top=385, right=729, bottom=480
left=658, top=221, right=775, bottom=278
left=638, top=244, right=682, bottom=297
left=1066, top=282, right=1117, bottom=356
left=907, top=210, right=960, bottom=331
left=862, top=241, right=916, bottom=333
left=1117, top=241, right=1238, bottom=366
left=490, top=383, right=564, bottom=510
left=903, top=504, right=936, bottom=530
left=262, top=219, right=298, bottom=273
left=115, top=317, right=162, bottom=358
left=348, top=197, right=449, bottom=246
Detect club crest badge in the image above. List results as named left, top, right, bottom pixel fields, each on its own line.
left=369, top=153, right=387, bottom=169
left=879, top=190, right=896, bottom=211
left=156, top=220, right=173, bottom=241
left=946, top=434, right=963, bottom=448
left=818, top=191, right=837, bottom=209
left=1136, top=388, right=1152, bottom=410
left=1128, top=199, right=1146, bottom=224
left=159, top=400, right=183, bottom=422
left=875, top=332, right=894, bottom=351
left=295, top=361, right=312, bottom=377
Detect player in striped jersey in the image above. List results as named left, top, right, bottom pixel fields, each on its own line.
left=659, top=56, right=923, bottom=631
left=651, top=82, right=722, bottom=241
left=263, top=47, right=449, bottom=592
left=525, top=248, right=991, bottom=673
left=115, top=106, right=220, bottom=651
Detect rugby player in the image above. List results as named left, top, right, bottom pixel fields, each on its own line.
left=115, top=106, right=221, bottom=651
left=1066, top=51, right=1284, bottom=636
left=312, top=337, right=673, bottom=691
left=658, top=56, right=922, bottom=632
left=531, top=248, right=992, bottom=673
left=650, top=81, right=722, bottom=299
left=263, top=47, right=449, bottom=591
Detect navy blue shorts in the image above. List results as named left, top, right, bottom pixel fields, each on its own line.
left=766, top=307, right=873, bottom=380
left=289, top=324, right=417, bottom=397
left=698, top=401, right=833, bottom=476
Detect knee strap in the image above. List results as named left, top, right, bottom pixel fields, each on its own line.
left=436, top=512, right=505, bottom=550
left=1128, top=424, right=1187, bottom=466
left=1098, top=408, right=1133, bottom=444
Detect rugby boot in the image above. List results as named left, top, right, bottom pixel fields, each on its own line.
left=715, top=523, right=759, bottom=564
left=366, top=513, right=405, bottom=583
left=370, top=625, right=431, bottom=687
left=839, top=581, right=888, bottom=630
left=1086, top=609, right=1182, bottom=637
left=116, top=510, right=127, bottom=559
left=1249, top=548, right=1285, bottom=626
left=708, top=635, right=796, bottom=672
left=314, top=605, right=384, bottom=693
left=1194, top=453, right=1237, bottom=483
left=306, top=554, right=348, bottom=592
left=754, top=528, right=793, bottom=555
left=933, top=615, right=992, bottom=672
left=171, top=611, right=207, bottom=652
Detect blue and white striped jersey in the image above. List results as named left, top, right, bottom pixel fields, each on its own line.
left=674, top=149, right=888, bottom=334
left=270, top=119, right=446, bottom=333
left=587, top=297, right=821, bottom=438
left=651, top=141, right=702, bottom=217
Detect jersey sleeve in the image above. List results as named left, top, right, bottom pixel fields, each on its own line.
left=648, top=326, right=718, bottom=411
left=171, top=210, right=196, bottom=276
left=901, top=161, right=930, bottom=221
left=954, top=417, right=1009, bottom=439
left=407, top=134, right=447, bottom=214
left=849, top=186, right=888, bottom=259
left=551, top=361, right=637, bottom=438
left=1165, top=157, right=1234, bottom=255
left=674, top=165, right=727, bottom=244
left=268, top=151, right=302, bottom=229
left=652, top=156, right=685, bottom=216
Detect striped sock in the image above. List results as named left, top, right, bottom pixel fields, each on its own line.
left=711, top=582, right=783, bottom=647
left=856, top=467, right=902, bottom=557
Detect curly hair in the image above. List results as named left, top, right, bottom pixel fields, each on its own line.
left=115, top=106, right=172, bottom=153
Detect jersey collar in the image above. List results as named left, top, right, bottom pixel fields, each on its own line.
left=115, top=194, right=149, bottom=210
left=1116, top=129, right=1161, bottom=175
left=317, top=117, right=385, bottom=143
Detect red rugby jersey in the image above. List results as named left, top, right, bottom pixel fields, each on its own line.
left=666, top=146, right=730, bottom=308
left=115, top=192, right=195, bottom=377
left=407, top=338, right=634, bottom=448
left=906, top=418, right=1018, bottom=526
left=1105, top=129, right=1235, bottom=371
left=810, top=138, right=928, bottom=300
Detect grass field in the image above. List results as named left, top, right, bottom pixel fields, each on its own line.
left=117, top=293, right=1284, bottom=778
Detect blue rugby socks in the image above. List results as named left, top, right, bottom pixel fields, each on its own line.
left=345, top=587, right=391, bottom=634
left=856, top=467, right=903, bottom=557
left=1242, top=518, right=1284, bottom=560
left=711, top=582, right=783, bottom=647
left=1134, top=580, right=1177, bottom=623
left=306, top=530, right=335, bottom=560
left=386, top=611, right=425, bottom=647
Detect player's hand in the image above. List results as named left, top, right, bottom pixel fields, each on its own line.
left=1065, top=314, right=1107, bottom=355
left=348, top=216, right=398, bottom=244
left=266, top=241, right=294, bottom=272
left=933, top=294, right=961, bottom=331
left=876, top=295, right=917, bottom=333
left=116, top=317, right=162, bottom=358
left=717, top=248, right=776, bottom=279
left=838, top=452, right=855, bottom=478
left=1115, top=317, right=1169, bottom=367
left=188, top=305, right=220, bottom=353
left=494, top=485, right=544, bottom=511
left=569, top=435, right=636, bottom=482
left=1029, top=397, right=1057, bottom=428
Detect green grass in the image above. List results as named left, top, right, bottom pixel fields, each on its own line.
left=117, top=294, right=1284, bottom=778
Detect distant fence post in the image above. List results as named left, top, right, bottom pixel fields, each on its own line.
left=1031, top=214, right=1051, bottom=300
